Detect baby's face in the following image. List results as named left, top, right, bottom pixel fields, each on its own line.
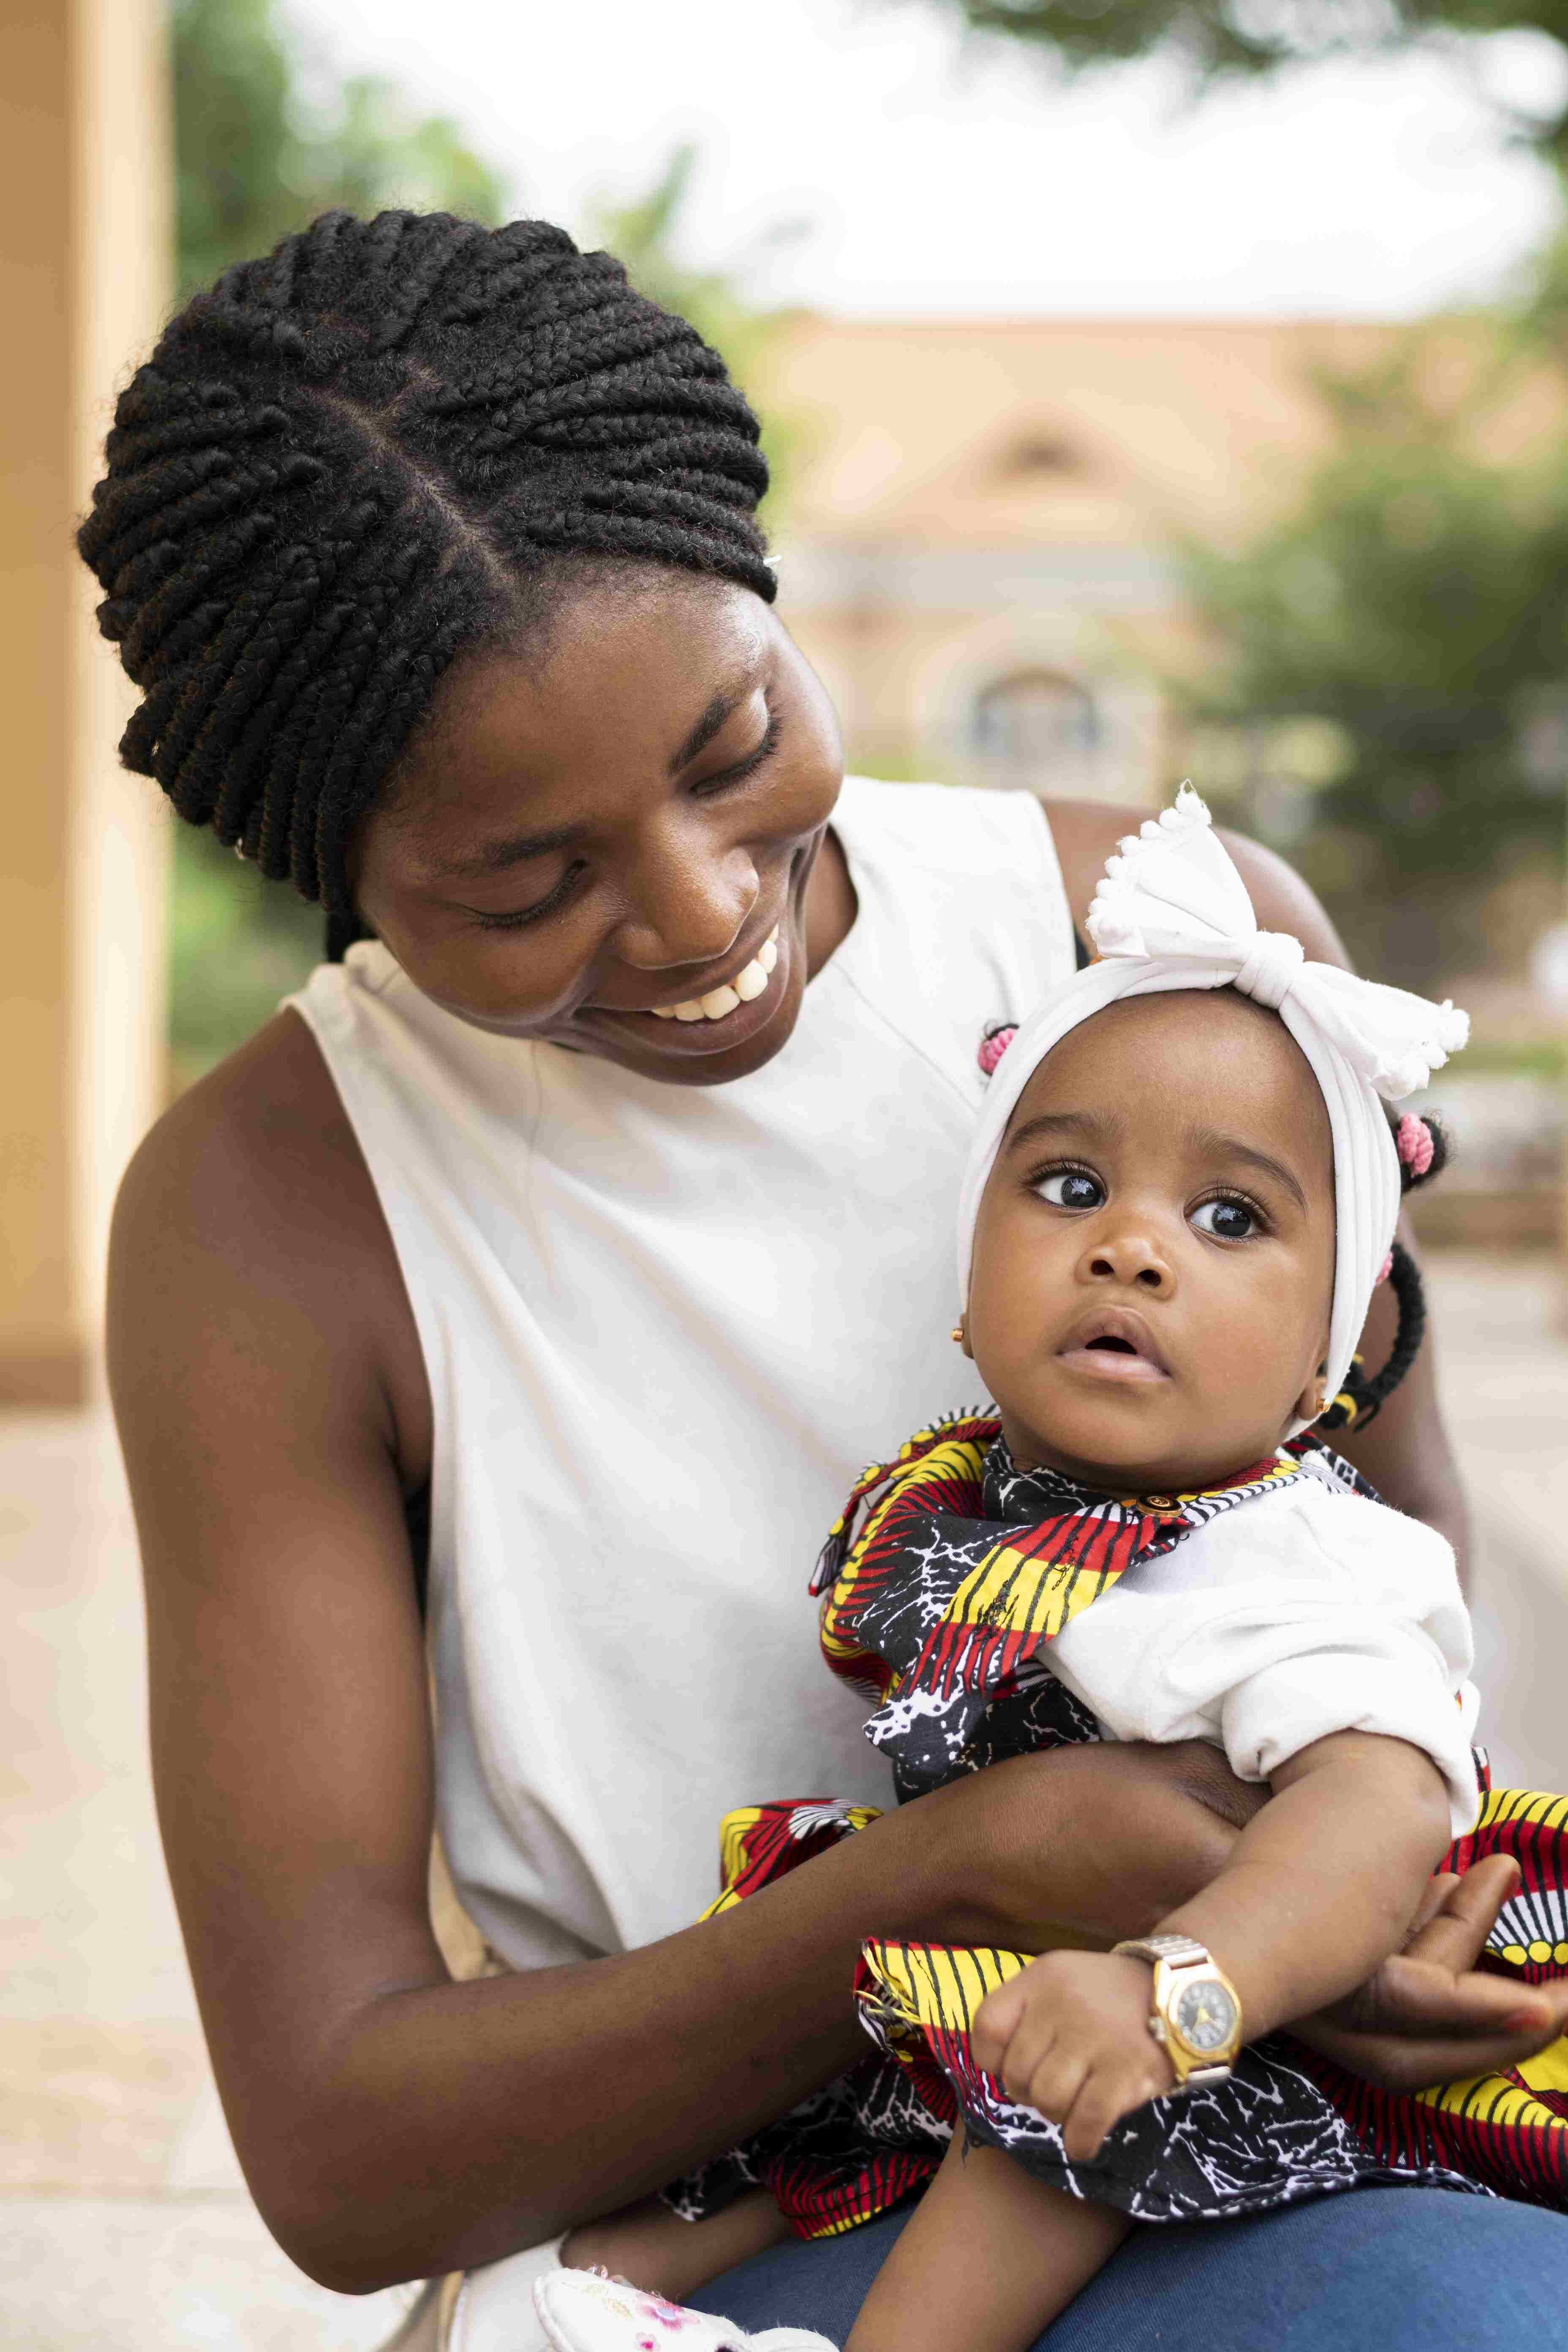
left=966, top=989, right=1336, bottom=1494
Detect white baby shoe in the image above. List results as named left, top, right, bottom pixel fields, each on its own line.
left=532, top=2267, right=835, bottom=2352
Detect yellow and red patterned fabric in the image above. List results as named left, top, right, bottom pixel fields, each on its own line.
left=815, top=1413, right=1307, bottom=1798
left=663, top=1419, right=1568, bottom=2239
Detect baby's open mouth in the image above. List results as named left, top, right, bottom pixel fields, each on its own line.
left=1055, top=1308, right=1171, bottom=1384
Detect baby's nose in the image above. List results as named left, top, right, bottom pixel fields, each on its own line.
left=1083, top=1233, right=1173, bottom=1296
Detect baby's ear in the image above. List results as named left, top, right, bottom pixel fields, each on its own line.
left=1293, top=1348, right=1331, bottom=1427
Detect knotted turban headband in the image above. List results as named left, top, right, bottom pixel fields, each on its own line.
left=957, top=785, right=1468, bottom=1429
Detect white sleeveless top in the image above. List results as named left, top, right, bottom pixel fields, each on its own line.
left=290, top=779, right=1073, bottom=1970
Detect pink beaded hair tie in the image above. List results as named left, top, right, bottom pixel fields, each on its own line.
left=1395, top=1112, right=1434, bottom=1180
left=977, top=1024, right=1017, bottom=1078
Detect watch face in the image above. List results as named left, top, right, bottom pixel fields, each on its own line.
left=1173, top=1976, right=1238, bottom=2054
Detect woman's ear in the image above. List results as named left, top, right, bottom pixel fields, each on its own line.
left=951, top=1314, right=973, bottom=1360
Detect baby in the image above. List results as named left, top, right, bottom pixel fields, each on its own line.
left=535, top=789, right=1568, bottom=2352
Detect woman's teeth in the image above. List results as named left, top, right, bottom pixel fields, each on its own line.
left=652, top=929, right=779, bottom=1023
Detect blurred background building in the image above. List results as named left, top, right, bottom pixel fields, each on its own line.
left=3, top=0, right=1567, bottom=2342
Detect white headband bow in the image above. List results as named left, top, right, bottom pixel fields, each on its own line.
left=957, top=785, right=1467, bottom=1430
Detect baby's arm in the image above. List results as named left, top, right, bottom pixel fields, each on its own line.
left=971, top=1728, right=1454, bottom=2161
left=1157, top=1726, right=1455, bottom=2034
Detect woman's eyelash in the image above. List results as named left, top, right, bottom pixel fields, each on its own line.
left=468, top=860, right=588, bottom=933
left=696, top=709, right=782, bottom=792
left=465, top=715, right=783, bottom=931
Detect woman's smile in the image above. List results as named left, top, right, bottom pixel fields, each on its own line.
left=648, top=927, right=779, bottom=1023
left=580, top=917, right=792, bottom=1060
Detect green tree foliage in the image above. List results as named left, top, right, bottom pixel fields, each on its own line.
left=1178, top=334, right=1568, bottom=986
left=174, top=0, right=506, bottom=294
left=921, top=0, right=1568, bottom=163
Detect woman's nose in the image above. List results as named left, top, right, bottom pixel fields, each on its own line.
left=613, top=834, right=758, bottom=973
left=1078, top=1225, right=1174, bottom=1298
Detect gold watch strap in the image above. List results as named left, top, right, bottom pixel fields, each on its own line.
left=1111, top=1933, right=1212, bottom=1969
left=1111, top=1934, right=1240, bottom=2091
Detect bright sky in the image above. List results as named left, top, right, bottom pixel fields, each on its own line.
left=288, top=0, right=1561, bottom=318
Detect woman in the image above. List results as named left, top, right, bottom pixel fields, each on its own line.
left=82, top=212, right=1568, bottom=2350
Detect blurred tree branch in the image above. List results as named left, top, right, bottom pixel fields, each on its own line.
left=174, top=0, right=506, bottom=296
left=1174, top=316, right=1568, bottom=986
left=916, top=0, right=1568, bottom=163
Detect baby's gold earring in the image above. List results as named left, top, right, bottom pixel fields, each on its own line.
left=951, top=1320, right=966, bottom=1346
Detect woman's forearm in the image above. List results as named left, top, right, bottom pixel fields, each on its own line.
left=1158, top=1731, right=1454, bottom=2041
left=255, top=1742, right=1252, bottom=2292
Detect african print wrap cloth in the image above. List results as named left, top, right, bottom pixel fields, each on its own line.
left=663, top=1416, right=1568, bottom=2240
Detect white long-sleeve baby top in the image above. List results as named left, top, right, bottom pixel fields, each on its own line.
left=1045, top=1452, right=1481, bottom=1837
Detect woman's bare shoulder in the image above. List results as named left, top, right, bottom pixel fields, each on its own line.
left=113, top=1010, right=431, bottom=1490
left=118, top=1010, right=383, bottom=1290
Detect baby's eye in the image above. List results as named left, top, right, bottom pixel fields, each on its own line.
left=1036, top=1169, right=1106, bottom=1211
left=1192, top=1197, right=1258, bottom=1241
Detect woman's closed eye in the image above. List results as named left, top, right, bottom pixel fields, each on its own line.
left=1034, top=1165, right=1106, bottom=1211
left=1190, top=1192, right=1267, bottom=1242
left=458, top=707, right=785, bottom=933
left=691, top=707, right=782, bottom=796
left=464, top=860, right=589, bottom=932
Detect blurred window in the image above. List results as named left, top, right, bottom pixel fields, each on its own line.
left=993, top=433, right=1079, bottom=480
left=971, top=670, right=1100, bottom=789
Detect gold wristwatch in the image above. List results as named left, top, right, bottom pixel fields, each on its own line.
left=1111, top=1933, right=1243, bottom=2091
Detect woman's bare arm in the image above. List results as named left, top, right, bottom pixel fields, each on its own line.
left=114, top=1015, right=1268, bottom=2294
left=1045, top=801, right=1469, bottom=1570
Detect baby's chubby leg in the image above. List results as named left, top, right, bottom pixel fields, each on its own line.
left=844, top=2132, right=1130, bottom=2352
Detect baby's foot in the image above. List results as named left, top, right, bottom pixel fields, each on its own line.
left=533, top=2267, right=834, bottom=2351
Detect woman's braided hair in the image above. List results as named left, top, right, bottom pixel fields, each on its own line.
left=77, top=211, right=775, bottom=950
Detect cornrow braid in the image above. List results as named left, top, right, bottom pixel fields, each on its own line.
left=1315, top=1108, right=1448, bottom=1436
left=78, top=211, right=775, bottom=939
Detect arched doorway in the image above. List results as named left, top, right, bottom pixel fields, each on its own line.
left=970, top=669, right=1100, bottom=791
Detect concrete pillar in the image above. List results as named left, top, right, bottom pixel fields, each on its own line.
left=0, top=0, right=170, bottom=1404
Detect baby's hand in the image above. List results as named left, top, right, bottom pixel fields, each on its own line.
left=970, top=1951, right=1176, bottom=2161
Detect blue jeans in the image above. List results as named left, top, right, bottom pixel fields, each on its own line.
left=688, top=2188, right=1568, bottom=2347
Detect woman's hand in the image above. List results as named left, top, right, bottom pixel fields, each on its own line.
left=1295, top=1857, right=1568, bottom=2090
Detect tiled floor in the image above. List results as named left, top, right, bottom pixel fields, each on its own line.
left=2, top=1410, right=420, bottom=2347
left=4, top=1250, right=1566, bottom=2346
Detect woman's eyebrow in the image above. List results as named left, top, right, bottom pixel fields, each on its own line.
left=669, top=676, right=760, bottom=775
left=437, top=822, right=579, bottom=882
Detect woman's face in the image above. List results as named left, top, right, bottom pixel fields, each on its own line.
left=350, top=572, right=844, bottom=1086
